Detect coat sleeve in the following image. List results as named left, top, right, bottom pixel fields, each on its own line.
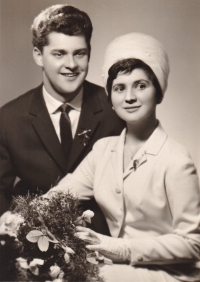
left=54, top=138, right=106, bottom=200
left=0, top=108, right=16, bottom=215
left=128, top=151, right=200, bottom=265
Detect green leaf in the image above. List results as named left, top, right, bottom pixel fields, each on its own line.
left=65, top=246, right=75, bottom=254
left=64, top=252, right=70, bottom=263
left=38, top=235, right=49, bottom=252
left=86, top=257, right=98, bottom=265
left=26, top=230, right=43, bottom=242
left=30, top=266, right=39, bottom=276
left=86, top=253, right=98, bottom=265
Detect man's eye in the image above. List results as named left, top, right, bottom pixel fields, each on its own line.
left=136, top=83, right=146, bottom=90
left=53, top=53, right=63, bottom=57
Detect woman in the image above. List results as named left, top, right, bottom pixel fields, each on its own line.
left=47, top=33, right=200, bottom=281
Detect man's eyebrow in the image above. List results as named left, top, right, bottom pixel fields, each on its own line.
left=51, top=49, right=66, bottom=53
left=74, top=48, right=88, bottom=52
left=51, top=48, right=88, bottom=53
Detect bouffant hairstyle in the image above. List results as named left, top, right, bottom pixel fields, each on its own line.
left=31, top=5, right=93, bottom=56
left=106, top=58, right=163, bottom=104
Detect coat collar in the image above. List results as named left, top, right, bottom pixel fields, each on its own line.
left=29, top=84, right=66, bottom=173
left=144, top=121, right=168, bottom=156
left=111, top=121, right=167, bottom=155
left=111, top=121, right=168, bottom=184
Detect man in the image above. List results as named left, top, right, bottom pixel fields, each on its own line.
left=0, top=5, right=125, bottom=233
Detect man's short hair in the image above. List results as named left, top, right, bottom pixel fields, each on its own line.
left=31, top=5, right=93, bottom=55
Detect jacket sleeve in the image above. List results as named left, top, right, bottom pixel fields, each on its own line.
left=55, top=138, right=106, bottom=199
left=128, top=152, right=200, bottom=265
left=0, top=108, right=16, bottom=215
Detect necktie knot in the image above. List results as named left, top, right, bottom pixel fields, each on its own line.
left=59, top=103, right=71, bottom=114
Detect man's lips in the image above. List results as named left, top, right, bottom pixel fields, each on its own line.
left=60, top=73, right=79, bottom=77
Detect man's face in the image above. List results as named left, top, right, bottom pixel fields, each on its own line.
left=34, top=32, right=89, bottom=102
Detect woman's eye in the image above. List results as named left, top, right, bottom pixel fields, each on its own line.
left=113, top=85, right=125, bottom=92
left=136, top=83, right=146, bottom=90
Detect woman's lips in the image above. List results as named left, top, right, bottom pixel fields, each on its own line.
left=124, top=106, right=141, bottom=112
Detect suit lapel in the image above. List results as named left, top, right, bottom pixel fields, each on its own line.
left=29, top=85, right=66, bottom=173
left=66, top=82, right=102, bottom=172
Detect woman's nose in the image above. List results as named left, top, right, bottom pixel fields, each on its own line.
left=64, top=55, right=78, bottom=69
left=125, top=89, right=137, bottom=103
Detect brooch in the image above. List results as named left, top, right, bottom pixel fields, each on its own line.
left=77, top=129, right=92, bottom=146
left=130, top=153, right=146, bottom=171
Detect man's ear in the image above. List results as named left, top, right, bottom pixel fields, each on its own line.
left=33, top=47, right=43, bottom=67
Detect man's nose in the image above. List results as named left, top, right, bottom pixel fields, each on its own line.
left=64, top=55, right=78, bottom=69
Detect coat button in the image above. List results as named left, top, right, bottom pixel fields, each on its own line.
left=136, top=255, right=143, bottom=262
left=115, top=187, right=121, bottom=194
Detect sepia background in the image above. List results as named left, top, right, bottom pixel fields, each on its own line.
left=0, top=0, right=200, bottom=175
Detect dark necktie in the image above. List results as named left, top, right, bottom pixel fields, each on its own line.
left=59, top=104, right=73, bottom=157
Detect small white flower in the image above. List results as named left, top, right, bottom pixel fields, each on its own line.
left=58, top=271, right=65, bottom=279
left=30, top=258, right=44, bottom=266
left=49, top=265, right=61, bottom=278
left=82, top=210, right=94, bottom=224
left=16, top=257, right=29, bottom=269
left=16, top=257, right=44, bottom=276
left=0, top=211, right=24, bottom=237
left=29, top=258, right=44, bottom=276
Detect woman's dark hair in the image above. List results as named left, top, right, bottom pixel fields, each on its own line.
left=106, top=58, right=163, bottom=104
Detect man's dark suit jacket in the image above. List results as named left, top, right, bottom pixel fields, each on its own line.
left=0, top=81, right=125, bottom=234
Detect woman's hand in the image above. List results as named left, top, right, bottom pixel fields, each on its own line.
left=76, top=226, right=131, bottom=262
left=75, top=226, right=102, bottom=244
left=42, top=186, right=66, bottom=199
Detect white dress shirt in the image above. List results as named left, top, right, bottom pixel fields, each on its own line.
left=43, top=86, right=83, bottom=140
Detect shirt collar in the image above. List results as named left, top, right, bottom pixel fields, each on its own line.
left=43, top=86, right=83, bottom=114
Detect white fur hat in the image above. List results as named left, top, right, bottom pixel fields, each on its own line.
left=102, top=32, right=170, bottom=94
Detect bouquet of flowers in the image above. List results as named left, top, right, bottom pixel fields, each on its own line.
left=0, top=192, right=103, bottom=282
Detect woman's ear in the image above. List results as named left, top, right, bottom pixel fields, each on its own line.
left=33, top=47, right=43, bottom=67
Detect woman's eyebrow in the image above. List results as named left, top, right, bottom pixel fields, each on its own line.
left=134, top=79, right=149, bottom=84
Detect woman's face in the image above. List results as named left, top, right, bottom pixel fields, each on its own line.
left=111, top=68, right=157, bottom=124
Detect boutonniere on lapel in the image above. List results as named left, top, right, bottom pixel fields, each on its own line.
left=77, top=129, right=92, bottom=146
